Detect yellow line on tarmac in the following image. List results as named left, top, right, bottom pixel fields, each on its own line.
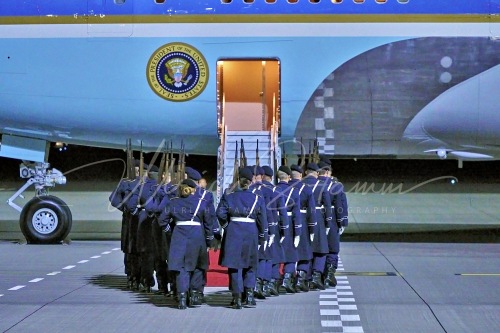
left=456, top=273, right=500, bottom=276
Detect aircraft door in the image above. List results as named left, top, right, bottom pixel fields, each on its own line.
left=217, top=59, right=281, bottom=134
left=87, top=0, right=134, bottom=37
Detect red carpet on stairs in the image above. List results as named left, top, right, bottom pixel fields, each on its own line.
left=207, top=249, right=229, bottom=287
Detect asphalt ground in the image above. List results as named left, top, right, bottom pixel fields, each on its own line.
left=0, top=241, right=498, bottom=333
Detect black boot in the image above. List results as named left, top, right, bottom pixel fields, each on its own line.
left=243, top=288, right=256, bottom=307
left=274, top=279, right=281, bottom=295
left=254, top=278, right=266, bottom=299
left=262, top=281, right=270, bottom=297
left=266, top=279, right=279, bottom=296
left=231, top=293, right=242, bottom=309
left=190, top=290, right=202, bottom=306
left=310, top=271, right=325, bottom=290
left=295, top=270, right=309, bottom=293
left=281, top=273, right=295, bottom=293
left=324, top=264, right=337, bottom=288
left=178, top=292, right=187, bottom=310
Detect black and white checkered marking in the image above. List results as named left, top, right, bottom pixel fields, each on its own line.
left=314, top=74, right=336, bottom=155
left=320, top=259, right=364, bottom=333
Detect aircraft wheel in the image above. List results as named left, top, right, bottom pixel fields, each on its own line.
left=20, top=195, right=73, bottom=244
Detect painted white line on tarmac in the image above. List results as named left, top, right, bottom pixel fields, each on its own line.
left=47, top=271, right=61, bottom=276
left=101, top=251, right=111, bottom=255
left=78, top=260, right=89, bottom=264
left=62, top=265, right=75, bottom=270
left=90, top=256, right=101, bottom=259
left=112, top=248, right=120, bottom=251
left=29, top=278, right=44, bottom=283
left=8, top=285, right=25, bottom=291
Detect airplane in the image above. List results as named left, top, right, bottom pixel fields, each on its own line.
left=0, top=0, right=499, bottom=243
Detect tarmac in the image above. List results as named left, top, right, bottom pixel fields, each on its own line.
left=0, top=240, right=498, bottom=333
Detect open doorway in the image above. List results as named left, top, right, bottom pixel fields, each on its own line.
left=217, top=59, right=281, bottom=135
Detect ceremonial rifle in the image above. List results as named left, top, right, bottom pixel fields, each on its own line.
left=255, top=139, right=260, bottom=166
left=299, top=137, right=306, bottom=171
left=240, top=139, right=247, bottom=168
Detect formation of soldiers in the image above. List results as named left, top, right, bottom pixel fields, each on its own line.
left=109, top=150, right=348, bottom=310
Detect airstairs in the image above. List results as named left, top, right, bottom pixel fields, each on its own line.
left=217, top=125, right=281, bottom=202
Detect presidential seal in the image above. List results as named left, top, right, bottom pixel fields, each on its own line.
left=146, top=43, right=209, bottom=102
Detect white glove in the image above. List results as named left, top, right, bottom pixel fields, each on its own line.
left=280, top=236, right=285, bottom=244
left=268, top=234, right=275, bottom=247
left=258, top=244, right=261, bottom=251
left=338, top=227, right=345, bottom=235
left=293, top=236, right=300, bottom=248
left=263, top=240, right=268, bottom=251
left=310, top=233, right=314, bottom=242
left=326, top=227, right=330, bottom=235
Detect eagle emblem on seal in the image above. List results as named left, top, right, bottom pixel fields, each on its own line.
left=164, top=58, right=193, bottom=88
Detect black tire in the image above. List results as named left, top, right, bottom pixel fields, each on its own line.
left=20, top=195, right=73, bottom=244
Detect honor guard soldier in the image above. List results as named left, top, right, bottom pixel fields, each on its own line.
left=123, top=160, right=148, bottom=290
left=128, top=164, right=159, bottom=292
left=216, top=167, right=268, bottom=309
left=249, top=165, right=274, bottom=299
left=302, top=163, right=332, bottom=290
left=274, top=165, right=302, bottom=293
left=289, top=164, right=317, bottom=292
left=143, top=178, right=169, bottom=295
left=109, top=171, right=135, bottom=288
left=185, top=166, right=220, bottom=304
left=261, top=165, right=289, bottom=296
left=318, top=159, right=349, bottom=288
left=159, top=179, right=216, bottom=309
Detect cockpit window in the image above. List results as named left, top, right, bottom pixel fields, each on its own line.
left=155, top=0, right=166, bottom=4
left=114, top=0, right=125, bottom=4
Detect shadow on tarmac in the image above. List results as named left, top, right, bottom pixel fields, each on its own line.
left=87, top=274, right=235, bottom=309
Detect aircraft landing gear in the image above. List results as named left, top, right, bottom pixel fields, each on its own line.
left=20, top=195, right=72, bottom=244
left=8, top=162, right=71, bottom=244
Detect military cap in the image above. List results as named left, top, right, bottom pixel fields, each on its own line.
left=134, top=159, right=148, bottom=169
left=306, top=163, right=319, bottom=171
left=262, top=165, right=273, bottom=177
left=318, top=161, right=331, bottom=170
left=185, top=166, right=202, bottom=181
left=320, top=156, right=332, bottom=165
left=256, top=166, right=265, bottom=176
left=181, top=178, right=197, bottom=188
left=148, top=164, right=159, bottom=172
left=239, top=167, right=254, bottom=181
left=290, top=164, right=303, bottom=174
left=278, top=165, right=292, bottom=176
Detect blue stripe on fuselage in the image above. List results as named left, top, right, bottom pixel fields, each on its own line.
left=0, top=0, right=496, bottom=17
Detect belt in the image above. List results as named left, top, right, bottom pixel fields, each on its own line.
left=316, top=206, right=325, bottom=210
left=176, top=221, right=201, bottom=226
left=230, top=217, right=255, bottom=223
left=277, top=212, right=293, bottom=216
left=300, top=209, right=307, bottom=213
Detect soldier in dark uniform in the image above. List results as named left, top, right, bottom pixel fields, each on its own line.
left=185, top=166, right=220, bottom=304
left=302, top=163, right=332, bottom=290
left=123, top=160, right=148, bottom=290
left=216, top=167, right=268, bottom=309
left=318, top=159, right=349, bottom=288
left=128, top=164, right=159, bottom=292
left=143, top=177, right=169, bottom=295
left=261, top=165, right=288, bottom=296
left=109, top=172, right=135, bottom=288
left=274, top=165, right=302, bottom=293
left=289, top=164, right=316, bottom=292
left=158, top=179, right=215, bottom=309
left=249, top=165, right=273, bottom=299
left=148, top=170, right=181, bottom=296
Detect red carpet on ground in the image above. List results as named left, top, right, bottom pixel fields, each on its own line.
left=207, top=249, right=229, bottom=287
